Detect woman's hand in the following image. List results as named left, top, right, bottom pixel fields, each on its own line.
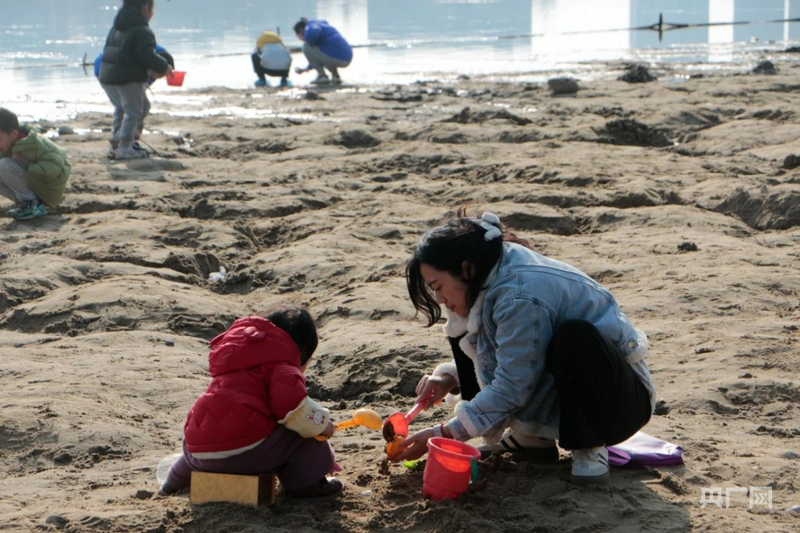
left=391, top=427, right=434, bottom=462
left=415, top=373, right=457, bottom=406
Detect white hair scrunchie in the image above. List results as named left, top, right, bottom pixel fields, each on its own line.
left=477, top=212, right=502, bottom=241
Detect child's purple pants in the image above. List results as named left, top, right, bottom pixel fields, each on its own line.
left=165, top=425, right=335, bottom=493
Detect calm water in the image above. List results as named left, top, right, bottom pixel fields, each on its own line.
left=2, top=0, right=800, bottom=119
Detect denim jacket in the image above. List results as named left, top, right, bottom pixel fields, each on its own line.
left=443, top=243, right=656, bottom=442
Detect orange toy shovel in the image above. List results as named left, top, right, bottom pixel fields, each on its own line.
left=314, top=408, right=382, bottom=441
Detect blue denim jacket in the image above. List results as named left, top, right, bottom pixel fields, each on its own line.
left=445, top=243, right=656, bottom=442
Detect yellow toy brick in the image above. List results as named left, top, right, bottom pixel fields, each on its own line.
left=190, top=472, right=277, bottom=507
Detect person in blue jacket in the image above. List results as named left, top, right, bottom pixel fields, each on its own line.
left=293, top=18, right=352, bottom=85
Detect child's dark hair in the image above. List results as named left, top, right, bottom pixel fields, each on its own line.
left=406, top=206, right=531, bottom=327
left=263, top=304, right=318, bottom=365
left=0, top=107, right=19, bottom=134
left=124, top=0, right=153, bottom=9
left=293, top=18, right=308, bottom=35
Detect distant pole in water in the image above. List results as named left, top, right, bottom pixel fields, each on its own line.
left=276, top=26, right=280, bottom=36
left=658, top=12, right=664, bottom=42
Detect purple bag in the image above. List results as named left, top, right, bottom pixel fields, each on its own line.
left=607, top=431, right=684, bottom=467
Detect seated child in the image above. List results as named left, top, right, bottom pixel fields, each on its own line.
left=0, top=107, right=71, bottom=221
left=252, top=31, right=292, bottom=87
left=160, top=305, right=344, bottom=499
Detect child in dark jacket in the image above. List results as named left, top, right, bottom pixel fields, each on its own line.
left=99, top=0, right=173, bottom=160
left=160, top=305, right=344, bottom=499
left=0, top=108, right=71, bottom=221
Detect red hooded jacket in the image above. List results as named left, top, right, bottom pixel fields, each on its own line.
left=183, top=316, right=309, bottom=454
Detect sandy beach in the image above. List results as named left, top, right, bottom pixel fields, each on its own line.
left=2, top=54, right=800, bottom=532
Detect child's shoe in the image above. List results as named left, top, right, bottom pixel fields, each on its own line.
left=279, top=78, right=293, bottom=88
left=288, top=477, right=344, bottom=499
left=478, top=432, right=559, bottom=462
left=570, top=446, right=610, bottom=485
left=254, top=79, right=269, bottom=88
left=115, top=145, right=149, bottom=160
left=10, top=200, right=47, bottom=221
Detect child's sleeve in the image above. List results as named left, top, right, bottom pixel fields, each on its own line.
left=133, top=30, right=169, bottom=75
left=25, top=150, right=65, bottom=182
left=270, top=366, right=331, bottom=438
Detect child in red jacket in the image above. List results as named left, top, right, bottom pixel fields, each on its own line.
left=160, top=305, right=343, bottom=498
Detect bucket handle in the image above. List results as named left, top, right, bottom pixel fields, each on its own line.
left=470, top=460, right=479, bottom=484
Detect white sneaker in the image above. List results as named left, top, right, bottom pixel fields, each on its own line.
left=478, top=432, right=559, bottom=462
left=115, top=146, right=149, bottom=160
left=570, top=446, right=610, bottom=485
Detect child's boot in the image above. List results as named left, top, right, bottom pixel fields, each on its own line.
left=279, top=77, right=292, bottom=88
left=570, top=446, right=610, bottom=485
left=254, top=78, right=269, bottom=88
left=288, top=477, right=344, bottom=499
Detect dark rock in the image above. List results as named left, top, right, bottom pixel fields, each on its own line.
left=654, top=399, right=670, bottom=416
left=45, top=515, right=68, bottom=529
left=304, top=91, right=325, bottom=101
left=619, top=65, right=656, bottom=83
left=785, top=46, right=800, bottom=53
left=165, top=340, right=175, bottom=347
left=780, top=451, right=800, bottom=460
left=752, top=61, right=777, bottom=75
left=677, top=241, right=698, bottom=252
left=328, top=129, right=381, bottom=149
left=782, top=154, right=800, bottom=169
left=57, top=126, right=75, bottom=135
left=547, top=77, right=580, bottom=95
left=135, top=489, right=154, bottom=500
left=442, top=107, right=532, bottom=126
left=54, top=452, right=72, bottom=465
left=593, top=119, right=671, bottom=147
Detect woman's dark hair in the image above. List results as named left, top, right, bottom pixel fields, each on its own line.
left=406, top=206, right=531, bottom=327
left=124, top=0, right=153, bottom=8
left=293, top=18, right=308, bottom=35
left=262, top=304, right=318, bottom=365
left=0, top=107, right=19, bottom=134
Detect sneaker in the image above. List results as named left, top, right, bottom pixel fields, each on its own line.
left=115, top=146, right=149, bottom=160
left=279, top=78, right=293, bottom=88
left=331, top=77, right=343, bottom=86
left=254, top=79, right=269, bottom=88
left=311, top=75, right=330, bottom=85
left=288, top=477, right=344, bottom=500
left=478, top=432, right=559, bottom=463
left=10, top=200, right=47, bottom=221
left=570, top=446, right=610, bottom=485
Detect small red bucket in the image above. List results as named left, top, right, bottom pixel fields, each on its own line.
left=423, top=437, right=480, bottom=501
left=167, top=71, right=186, bottom=87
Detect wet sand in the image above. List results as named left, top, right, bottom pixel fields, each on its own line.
left=1, top=55, right=800, bottom=532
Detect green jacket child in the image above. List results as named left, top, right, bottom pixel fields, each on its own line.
left=0, top=108, right=71, bottom=220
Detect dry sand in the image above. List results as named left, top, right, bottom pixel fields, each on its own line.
left=2, top=55, right=800, bottom=532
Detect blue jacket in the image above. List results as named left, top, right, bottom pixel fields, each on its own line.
left=303, top=20, right=352, bottom=63
left=443, top=243, right=656, bottom=442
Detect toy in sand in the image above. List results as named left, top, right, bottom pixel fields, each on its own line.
left=314, top=408, right=382, bottom=441
left=382, top=397, right=431, bottom=441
